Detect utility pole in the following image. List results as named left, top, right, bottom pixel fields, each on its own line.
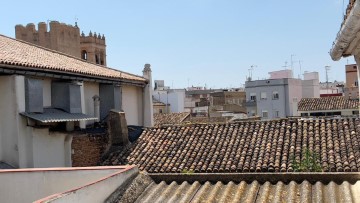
left=325, top=66, right=331, bottom=93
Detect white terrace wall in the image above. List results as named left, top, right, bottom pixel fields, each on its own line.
left=0, top=167, right=131, bottom=203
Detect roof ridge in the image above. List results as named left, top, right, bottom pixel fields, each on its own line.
left=0, top=34, right=145, bottom=80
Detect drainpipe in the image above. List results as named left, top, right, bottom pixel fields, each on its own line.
left=93, top=95, right=100, bottom=122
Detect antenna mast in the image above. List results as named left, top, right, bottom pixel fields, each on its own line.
left=291, top=54, right=296, bottom=78
left=248, top=65, right=257, bottom=81
left=325, top=66, right=331, bottom=92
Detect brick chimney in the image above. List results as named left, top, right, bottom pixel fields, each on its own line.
left=107, top=110, right=129, bottom=146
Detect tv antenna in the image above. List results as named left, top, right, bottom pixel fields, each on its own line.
left=282, top=61, right=288, bottom=69
left=325, top=66, right=331, bottom=91
left=248, top=65, right=257, bottom=81
left=290, top=54, right=296, bottom=78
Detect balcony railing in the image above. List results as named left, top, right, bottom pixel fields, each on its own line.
left=245, top=100, right=257, bottom=107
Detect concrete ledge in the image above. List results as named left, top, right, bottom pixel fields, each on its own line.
left=35, top=165, right=138, bottom=203
left=0, top=165, right=130, bottom=173
left=149, top=172, right=360, bottom=184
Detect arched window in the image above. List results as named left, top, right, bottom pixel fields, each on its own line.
left=100, top=52, right=104, bottom=65
left=81, top=50, right=87, bottom=60
left=95, top=54, right=99, bottom=64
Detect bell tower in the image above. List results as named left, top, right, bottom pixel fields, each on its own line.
left=80, top=31, right=107, bottom=66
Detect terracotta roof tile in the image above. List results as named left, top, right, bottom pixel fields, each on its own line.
left=153, top=113, right=190, bottom=127
left=298, top=97, right=358, bottom=111
left=102, top=117, right=360, bottom=173
left=0, top=35, right=146, bottom=82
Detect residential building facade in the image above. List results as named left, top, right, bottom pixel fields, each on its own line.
left=344, top=64, right=359, bottom=99
left=245, top=78, right=302, bottom=119
left=153, top=80, right=185, bottom=113
left=245, top=70, right=320, bottom=119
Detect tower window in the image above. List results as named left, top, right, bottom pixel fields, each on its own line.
left=81, top=50, right=87, bottom=60
left=95, top=55, right=100, bottom=64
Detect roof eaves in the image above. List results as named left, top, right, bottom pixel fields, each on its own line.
left=330, top=0, right=360, bottom=60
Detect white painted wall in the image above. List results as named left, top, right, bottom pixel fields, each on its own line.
left=122, top=85, right=143, bottom=126
left=83, top=81, right=99, bottom=125
left=153, top=89, right=185, bottom=113
left=32, top=128, right=72, bottom=168
left=302, top=79, right=320, bottom=98
left=287, top=79, right=303, bottom=116
left=0, top=167, right=129, bottom=203
left=0, top=75, right=74, bottom=168
left=48, top=167, right=138, bottom=203
left=0, top=76, right=20, bottom=167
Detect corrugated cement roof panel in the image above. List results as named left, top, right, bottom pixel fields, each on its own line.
left=132, top=180, right=360, bottom=203
left=20, top=108, right=97, bottom=123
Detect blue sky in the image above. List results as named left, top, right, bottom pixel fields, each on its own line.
left=0, top=0, right=353, bottom=88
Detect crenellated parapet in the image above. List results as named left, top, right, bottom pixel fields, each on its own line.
left=15, top=20, right=107, bottom=65
left=80, top=31, right=106, bottom=45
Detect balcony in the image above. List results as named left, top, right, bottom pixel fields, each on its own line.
left=245, top=100, right=257, bottom=107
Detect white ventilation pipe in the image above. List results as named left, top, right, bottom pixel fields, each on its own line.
left=330, top=1, right=360, bottom=61
left=93, top=95, right=100, bottom=122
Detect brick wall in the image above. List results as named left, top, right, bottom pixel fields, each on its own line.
left=72, top=132, right=108, bottom=167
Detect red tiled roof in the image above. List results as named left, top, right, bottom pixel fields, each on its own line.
left=0, top=35, right=146, bottom=82
left=102, top=117, right=360, bottom=173
left=298, top=97, right=359, bottom=111
left=153, top=112, right=190, bottom=127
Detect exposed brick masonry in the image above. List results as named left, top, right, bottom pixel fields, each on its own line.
left=72, top=132, right=108, bottom=167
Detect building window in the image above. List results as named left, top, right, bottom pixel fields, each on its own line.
left=95, top=54, right=100, bottom=64
left=250, top=110, right=255, bottom=116
left=250, top=93, right=256, bottom=101
left=272, top=91, right=279, bottom=100
left=355, top=81, right=358, bottom=87
left=159, top=109, right=163, bottom=113
left=260, top=92, right=267, bottom=100
left=262, top=110, right=268, bottom=118
left=81, top=50, right=87, bottom=60
left=274, top=110, right=279, bottom=118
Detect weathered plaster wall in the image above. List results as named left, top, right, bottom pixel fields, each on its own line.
left=83, top=81, right=99, bottom=125
left=32, top=128, right=72, bottom=168
left=0, top=167, right=126, bottom=203
left=0, top=76, right=18, bottom=166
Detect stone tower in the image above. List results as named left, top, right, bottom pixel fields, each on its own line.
left=80, top=31, right=106, bottom=66
left=15, top=21, right=106, bottom=66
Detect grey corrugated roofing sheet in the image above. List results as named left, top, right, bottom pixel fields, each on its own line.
left=0, top=162, right=14, bottom=169
left=132, top=180, right=360, bottom=203
left=20, top=108, right=97, bottom=123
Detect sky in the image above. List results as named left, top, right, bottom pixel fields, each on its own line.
left=0, top=0, right=354, bottom=88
